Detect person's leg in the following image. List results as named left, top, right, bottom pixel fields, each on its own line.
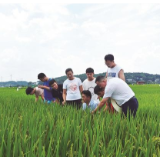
left=128, top=97, right=138, bottom=117
left=121, top=102, right=129, bottom=117
left=66, top=101, right=74, bottom=106
left=121, top=97, right=139, bottom=118
left=66, top=100, right=82, bottom=109
left=70, top=100, right=78, bottom=109
left=74, top=99, right=82, bottom=110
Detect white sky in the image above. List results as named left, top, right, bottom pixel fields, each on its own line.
left=0, top=2, right=160, bottom=81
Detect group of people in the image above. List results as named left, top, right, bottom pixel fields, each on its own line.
left=26, top=54, right=139, bottom=117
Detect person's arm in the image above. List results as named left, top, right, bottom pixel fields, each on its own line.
left=92, top=97, right=109, bottom=114
left=78, top=78, right=83, bottom=93
left=82, top=82, right=85, bottom=90
left=38, top=85, right=50, bottom=90
left=41, top=94, right=44, bottom=101
left=103, top=105, right=109, bottom=112
left=62, top=89, right=67, bottom=105
left=93, top=84, right=114, bottom=114
left=79, top=85, right=83, bottom=93
left=54, top=98, right=60, bottom=104
left=118, top=69, right=125, bottom=81
left=103, top=99, right=110, bottom=112
left=106, top=72, right=108, bottom=78
left=35, top=96, right=39, bottom=102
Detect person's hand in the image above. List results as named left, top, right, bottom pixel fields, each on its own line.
left=91, top=110, right=95, bottom=114
left=103, top=107, right=107, bottom=113
left=38, top=85, right=44, bottom=89
left=62, top=101, right=66, bottom=105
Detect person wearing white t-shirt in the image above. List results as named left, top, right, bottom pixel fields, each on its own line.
left=82, top=68, right=99, bottom=102
left=92, top=76, right=138, bottom=117
left=104, top=54, right=125, bottom=81
left=63, top=68, right=83, bottom=109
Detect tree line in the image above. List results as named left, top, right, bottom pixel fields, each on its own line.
left=1, top=72, right=160, bottom=87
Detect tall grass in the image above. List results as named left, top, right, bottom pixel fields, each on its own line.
left=0, top=85, right=160, bottom=157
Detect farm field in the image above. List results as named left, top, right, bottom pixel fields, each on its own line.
left=0, top=85, right=160, bottom=157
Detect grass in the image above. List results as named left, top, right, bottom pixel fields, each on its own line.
left=0, top=85, right=160, bottom=157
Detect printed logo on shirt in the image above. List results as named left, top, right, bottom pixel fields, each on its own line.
left=108, top=72, right=116, bottom=77
left=69, top=83, right=77, bottom=91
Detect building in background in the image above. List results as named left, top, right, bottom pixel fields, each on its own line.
left=137, top=81, right=145, bottom=85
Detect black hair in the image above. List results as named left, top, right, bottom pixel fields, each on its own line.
left=65, top=68, right=73, bottom=74
left=86, top=68, right=94, bottom=74
left=94, top=85, right=104, bottom=95
left=26, top=87, right=34, bottom=95
left=49, top=79, right=56, bottom=87
left=38, top=73, right=46, bottom=79
left=82, top=90, right=92, bottom=99
left=95, top=76, right=105, bottom=83
left=104, top=54, right=114, bottom=61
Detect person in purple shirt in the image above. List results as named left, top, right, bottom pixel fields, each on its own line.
left=38, top=73, right=55, bottom=104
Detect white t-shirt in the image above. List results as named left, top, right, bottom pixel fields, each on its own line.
left=82, top=78, right=99, bottom=101
left=35, top=87, right=44, bottom=97
left=63, top=77, right=82, bottom=101
left=107, top=65, right=122, bottom=78
left=103, top=78, right=135, bottom=106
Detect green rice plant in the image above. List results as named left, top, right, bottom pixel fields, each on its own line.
left=0, top=85, right=160, bottom=156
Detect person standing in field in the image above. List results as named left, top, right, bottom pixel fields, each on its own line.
left=92, top=76, right=138, bottom=118
left=82, top=90, right=99, bottom=112
left=62, top=68, right=83, bottom=109
left=38, top=73, right=55, bottom=104
left=26, top=87, right=44, bottom=102
left=82, top=68, right=99, bottom=102
left=105, top=54, right=125, bottom=81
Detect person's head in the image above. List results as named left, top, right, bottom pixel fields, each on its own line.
left=38, top=73, right=48, bottom=82
left=26, top=87, right=34, bottom=95
left=65, top=68, right=74, bottom=80
left=94, top=85, right=105, bottom=97
left=86, top=68, right=94, bottom=81
left=49, top=79, right=58, bottom=90
left=82, top=90, right=92, bottom=103
left=104, top=54, right=115, bottom=68
left=95, top=76, right=107, bottom=88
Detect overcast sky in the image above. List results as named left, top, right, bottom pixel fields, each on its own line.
left=0, top=3, right=160, bottom=82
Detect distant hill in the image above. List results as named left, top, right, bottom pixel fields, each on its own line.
left=0, top=72, right=160, bottom=87
left=0, top=81, right=28, bottom=87
left=54, top=72, right=160, bottom=84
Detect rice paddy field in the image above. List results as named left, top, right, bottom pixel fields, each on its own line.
left=0, top=84, right=160, bottom=157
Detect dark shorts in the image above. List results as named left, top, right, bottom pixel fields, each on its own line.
left=121, top=97, right=138, bottom=118
left=66, top=99, right=82, bottom=109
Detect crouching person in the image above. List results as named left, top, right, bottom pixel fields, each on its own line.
left=26, top=87, right=44, bottom=102
left=49, top=79, right=63, bottom=105
left=94, top=85, right=115, bottom=113
left=92, top=76, right=138, bottom=118
left=82, top=90, right=99, bottom=112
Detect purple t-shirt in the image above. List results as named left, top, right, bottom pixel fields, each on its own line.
left=43, top=78, right=55, bottom=101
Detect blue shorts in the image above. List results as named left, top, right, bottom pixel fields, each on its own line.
left=44, top=98, right=55, bottom=104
